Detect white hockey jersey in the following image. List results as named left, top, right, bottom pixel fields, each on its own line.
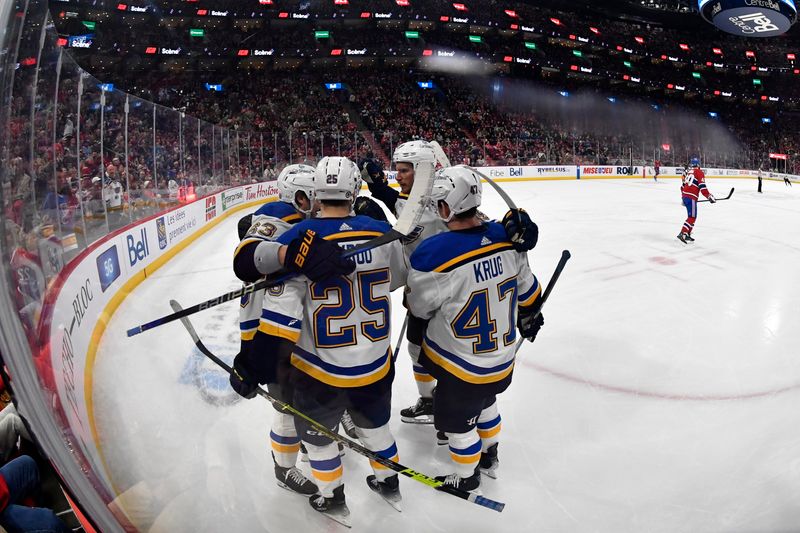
left=406, top=222, right=541, bottom=385
left=395, top=192, right=448, bottom=256
left=263, top=215, right=407, bottom=387
left=234, top=201, right=303, bottom=342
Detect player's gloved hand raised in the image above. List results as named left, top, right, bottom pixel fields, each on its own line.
left=284, top=229, right=355, bottom=282
left=230, top=353, right=258, bottom=399
left=517, top=307, right=544, bottom=343
left=502, top=208, right=539, bottom=252
left=354, top=196, right=388, bottom=222
left=707, top=194, right=716, bottom=203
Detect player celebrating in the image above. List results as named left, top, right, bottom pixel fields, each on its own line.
left=678, top=158, right=715, bottom=244
left=231, top=164, right=320, bottom=495
left=366, top=141, right=539, bottom=426
left=233, top=156, right=408, bottom=525
left=405, top=166, right=544, bottom=493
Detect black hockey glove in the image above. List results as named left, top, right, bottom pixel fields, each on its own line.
left=502, top=208, right=539, bottom=252
left=284, top=229, right=356, bottom=282
left=230, top=352, right=259, bottom=399
left=517, top=307, right=544, bottom=343
left=707, top=194, right=716, bottom=203
left=354, top=196, right=389, bottom=222
left=237, top=214, right=253, bottom=240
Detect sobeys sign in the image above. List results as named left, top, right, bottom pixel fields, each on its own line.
left=699, top=0, right=797, bottom=37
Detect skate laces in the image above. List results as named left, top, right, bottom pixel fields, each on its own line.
left=442, top=473, right=462, bottom=487
left=287, top=467, right=307, bottom=484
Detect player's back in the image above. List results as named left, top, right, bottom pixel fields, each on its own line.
left=395, top=193, right=448, bottom=255
left=272, top=215, right=406, bottom=387
left=407, top=222, right=539, bottom=386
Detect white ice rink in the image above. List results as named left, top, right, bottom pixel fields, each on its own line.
left=92, top=177, right=800, bottom=532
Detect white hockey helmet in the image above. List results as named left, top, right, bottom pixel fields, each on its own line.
left=277, top=164, right=316, bottom=214
left=430, top=165, right=482, bottom=222
left=392, top=139, right=436, bottom=169
left=314, top=156, right=360, bottom=202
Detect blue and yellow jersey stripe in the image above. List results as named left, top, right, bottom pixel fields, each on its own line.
left=449, top=439, right=482, bottom=464
left=422, top=336, right=514, bottom=385
left=518, top=277, right=541, bottom=307
left=258, top=308, right=302, bottom=342
left=477, top=414, right=502, bottom=439
left=270, top=431, right=301, bottom=454
left=433, top=242, right=514, bottom=273
left=291, top=346, right=392, bottom=388
left=240, top=318, right=260, bottom=341
left=369, top=442, right=400, bottom=470
left=309, top=456, right=343, bottom=483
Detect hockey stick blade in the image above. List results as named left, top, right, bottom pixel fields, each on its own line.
left=516, top=250, right=571, bottom=354
left=127, top=159, right=436, bottom=338
left=698, top=187, right=734, bottom=202
left=169, top=300, right=506, bottom=512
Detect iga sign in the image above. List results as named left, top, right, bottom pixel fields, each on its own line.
left=699, top=0, right=797, bottom=37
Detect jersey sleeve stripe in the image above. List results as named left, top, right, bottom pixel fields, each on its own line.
left=281, top=213, right=303, bottom=223
left=433, top=242, right=514, bottom=273
left=240, top=319, right=260, bottom=331
left=261, top=309, right=301, bottom=328
left=258, top=322, right=300, bottom=342
left=519, top=282, right=542, bottom=307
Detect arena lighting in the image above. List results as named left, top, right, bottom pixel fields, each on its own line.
left=510, top=24, right=519, bottom=29
left=550, top=17, right=562, bottom=25
left=237, top=49, right=249, bottom=56
left=145, top=46, right=156, bottom=54
left=753, top=78, right=762, bottom=84
left=623, top=74, right=630, bottom=80
left=788, top=53, right=796, bottom=60
left=708, top=112, right=718, bottom=117
left=569, top=34, right=576, bottom=40
left=624, top=60, right=632, bottom=67
left=559, top=90, right=569, bottom=97
left=679, top=43, right=689, bottom=50
left=761, top=95, right=768, bottom=100
left=417, top=81, right=434, bottom=88
left=667, top=83, right=674, bottom=89
left=698, top=0, right=797, bottom=37
left=360, top=12, right=371, bottom=18
left=440, top=16, right=449, bottom=21
left=572, top=50, right=582, bottom=57
left=503, top=55, right=513, bottom=62
left=745, top=50, right=755, bottom=57
left=504, top=9, right=518, bottom=17
left=692, top=72, right=701, bottom=78
left=330, top=49, right=342, bottom=55
left=524, top=42, right=536, bottom=49
left=315, top=30, right=330, bottom=39
left=259, top=0, right=273, bottom=4
left=589, top=26, right=600, bottom=34
left=57, top=37, right=68, bottom=46
left=662, top=144, right=671, bottom=151
left=713, top=47, right=723, bottom=55
left=422, top=49, right=433, bottom=56
left=570, top=64, right=578, bottom=70
left=395, top=0, right=410, bottom=5
left=634, top=36, right=644, bottom=44
left=20, top=57, right=37, bottom=66
left=334, top=0, right=348, bottom=5
left=607, top=97, right=616, bottom=102
left=324, top=83, right=342, bottom=90
left=204, top=83, right=223, bottom=91
left=405, top=31, right=419, bottom=38
left=189, top=28, right=204, bottom=37
left=762, top=117, right=772, bottom=123
left=197, top=9, right=207, bottom=15
left=82, top=21, right=96, bottom=30
left=278, top=12, right=288, bottom=18
left=117, top=3, right=127, bottom=10
left=469, top=35, right=483, bottom=43
left=453, top=3, right=468, bottom=11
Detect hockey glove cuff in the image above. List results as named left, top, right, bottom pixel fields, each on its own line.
left=502, top=208, right=539, bottom=252
left=284, top=229, right=356, bottom=282
left=354, top=197, right=389, bottom=222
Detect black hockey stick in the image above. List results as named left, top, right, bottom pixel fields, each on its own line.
left=698, top=187, right=734, bottom=202
left=392, top=314, right=409, bottom=362
left=169, top=300, right=506, bottom=513
left=515, top=249, right=571, bottom=355
left=127, top=230, right=401, bottom=337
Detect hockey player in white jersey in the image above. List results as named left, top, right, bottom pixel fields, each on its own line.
left=405, top=166, right=544, bottom=492
left=230, top=164, right=321, bottom=496
left=366, top=141, right=540, bottom=426
left=233, top=156, right=407, bottom=525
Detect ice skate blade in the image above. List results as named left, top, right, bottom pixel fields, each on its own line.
left=400, top=415, right=434, bottom=424
left=316, top=504, right=351, bottom=528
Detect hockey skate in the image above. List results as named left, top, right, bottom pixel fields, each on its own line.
left=366, top=474, right=402, bottom=512
left=479, top=443, right=499, bottom=479
left=684, top=233, right=695, bottom=242
left=676, top=233, right=688, bottom=244
left=400, top=396, right=434, bottom=424
left=434, top=468, right=482, bottom=494
left=436, top=430, right=448, bottom=446
left=274, top=461, right=318, bottom=495
left=309, top=485, right=351, bottom=528
left=340, top=411, right=359, bottom=439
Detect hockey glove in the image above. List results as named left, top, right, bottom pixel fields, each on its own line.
left=237, top=214, right=253, bottom=240
left=284, top=229, right=356, bottom=282
left=230, top=353, right=259, bottom=399
left=707, top=194, right=716, bottom=203
left=502, top=208, right=539, bottom=252
left=354, top=196, right=389, bottom=222
left=517, top=307, right=544, bottom=343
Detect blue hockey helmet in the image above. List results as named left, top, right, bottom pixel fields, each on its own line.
left=690, top=157, right=700, bottom=167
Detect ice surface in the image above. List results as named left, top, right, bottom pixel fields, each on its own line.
left=93, top=178, right=800, bottom=532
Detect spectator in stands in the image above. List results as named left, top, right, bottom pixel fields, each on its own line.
left=0, top=455, right=70, bottom=533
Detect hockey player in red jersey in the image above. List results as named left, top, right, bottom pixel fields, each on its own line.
left=677, top=158, right=715, bottom=244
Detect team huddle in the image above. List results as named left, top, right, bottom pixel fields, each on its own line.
left=228, top=140, right=542, bottom=525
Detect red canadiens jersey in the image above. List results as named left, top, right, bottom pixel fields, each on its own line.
left=681, top=168, right=710, bottom=200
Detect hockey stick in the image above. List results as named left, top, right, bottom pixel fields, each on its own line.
left=169, top=300, right=506, bottom=513
left=697, top=187, right=734, bottom=202
left=392, top=314, right=409, bottom=362
left=127, top=160, right=437, bottom=338
left=515, top=249, right=571, bottom=355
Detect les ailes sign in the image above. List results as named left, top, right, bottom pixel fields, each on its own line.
left=699, top=0, right=797, bottom=36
